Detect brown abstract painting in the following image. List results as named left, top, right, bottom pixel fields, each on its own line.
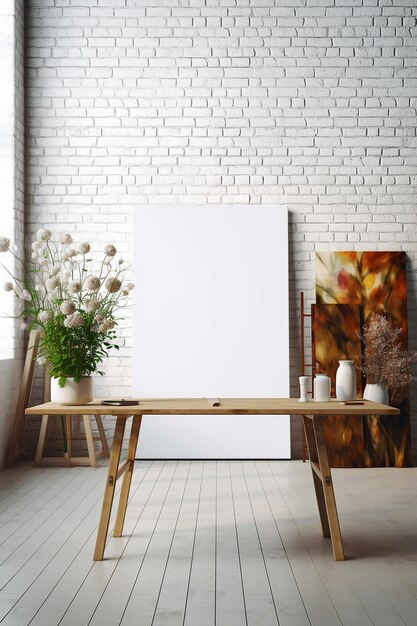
left=312, top=304, right=363, bottom=467
left=315, top=251, right=411, bottom=467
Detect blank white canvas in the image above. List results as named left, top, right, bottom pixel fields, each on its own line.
left=133, top=205, right=290, bottom=459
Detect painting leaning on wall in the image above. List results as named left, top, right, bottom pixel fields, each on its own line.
left=315, top=251, right=411, bottom=468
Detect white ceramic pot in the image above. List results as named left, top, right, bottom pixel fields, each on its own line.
left=50, top=376, right=93, bottom=405
left=299, top=376, right=309, bottom=403
left=314, top=374, right=331, bottom=402
left=363, top=383, right=389, bottom=405
left=335, top=360, right=356, bottom=401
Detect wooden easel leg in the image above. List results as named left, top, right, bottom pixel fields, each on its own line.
left=83, top=415, right=97, bottom=468
left=93, top=417, right=126, bottom=561
left=65, top=415, right=72, bottom=466
left=34, top=415, right=49, bottom=467
left=113, top=415, right=142, bottom=538
left=303, top=414, right=345, bottom=561
left=95, top=414, right=110, bottom=457
left=6, top=330, right=40, bottom=467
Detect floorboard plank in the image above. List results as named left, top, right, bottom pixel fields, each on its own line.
left=215, top=461, right=247, bottom=626
left=229, top=461, right=279, bottom=626
left=183, top=460, right=216, bottom=626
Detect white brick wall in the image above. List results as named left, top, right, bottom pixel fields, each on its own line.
left=25, top=0, right=417, bottom=459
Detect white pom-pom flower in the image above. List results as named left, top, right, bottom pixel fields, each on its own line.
left=77, top=242, right=91, bottom=255
left=60, top=301, right=76, bottom=315
left=85, top=298, right=100, bottom=314
left=37, top=228, right=52, bottom=242
left=63, top=312, right=83, bottom=328
left=63, top=247, right=77, bottom=261
left=3, top=281, right=14, bottom=292
left=98, top=319, right=115, bottom=332
left=70, top=312, right=83, bottom=327
left=0, top=237, right=10, bottom=253
left=85, top=276, right=101, bottom=291
left=60, top=233, right=72, bottom=245
left=22, top=289, right=32, bottom=302
left=69, top=281, right=81, bottom=294
left=126, top=282, right=135, bottom=291
left=39, top=310, right=52, bottom=323
left=46, top=276, right=60, bottom=291
left=105, top=244, right=117, bottom=257
left=105, top=277, right=122, bottom=293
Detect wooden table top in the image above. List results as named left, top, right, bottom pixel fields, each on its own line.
left=25, top=398, right=400, bottom=417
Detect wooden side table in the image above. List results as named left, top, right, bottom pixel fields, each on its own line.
left=34, top=413, right=110, bottom=467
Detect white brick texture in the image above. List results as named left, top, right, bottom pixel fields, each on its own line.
left=25, top=0, right=417, bottom=459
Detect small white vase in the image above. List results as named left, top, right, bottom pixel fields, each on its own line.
left=299, top=376, right=309, bottom=403
left=50, top=376, right=93, bottom=405
left=363, top=383, right=389, bottom=405
left=335, top=360, right=356, bottom=401
left=314, top=374, right=331, bottom=402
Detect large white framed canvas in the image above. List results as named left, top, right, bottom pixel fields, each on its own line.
left=133, top=205, right=290, bottom=459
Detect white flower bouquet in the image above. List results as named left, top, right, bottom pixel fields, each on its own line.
left=0, top=230, right=134, bottom=386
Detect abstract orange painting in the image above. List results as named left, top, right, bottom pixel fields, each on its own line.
left=312, top=304, right=363, bottom=467
left=315, top=251, right=411, bottom=467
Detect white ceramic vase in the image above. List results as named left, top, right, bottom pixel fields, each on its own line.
left=50, top=376, right=93, bottom=405
left=335, top=360, right=356, bottom=401
left=299, top=376, right=309, bottom=403
left=363, top=383, right=389, bottom=405
left=314, top=374, right=331, bottom=402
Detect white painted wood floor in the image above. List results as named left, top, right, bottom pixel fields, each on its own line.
left=0, top=460, right=417, bottom=626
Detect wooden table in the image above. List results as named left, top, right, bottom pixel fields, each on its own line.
left=26, top=398, right=399, bottom=562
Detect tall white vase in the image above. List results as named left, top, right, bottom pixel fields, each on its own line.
left=363, top=383, right=389, bottom=405
left=335, top=360, right=356, bottom=401
left=50, top=376, right=93, bottom=405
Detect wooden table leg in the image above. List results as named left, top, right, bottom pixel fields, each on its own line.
left=34, top=414, right=49, bottom=467
left=83, top=414, right=97, bottom=468
left=302, top=414, right=345, bottom=561
left=95, top=414, right=110, bottom=458
left=65, top=415, right=72, bottom=466
left=93, top=417, right=127, bottom=561
left=113, top=415, right=142, bottom=538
